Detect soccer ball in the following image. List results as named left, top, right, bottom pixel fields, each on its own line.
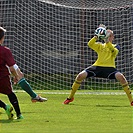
left=95, top=27, right=106, bottom=40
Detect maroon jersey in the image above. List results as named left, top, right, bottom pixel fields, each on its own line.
left=0, top=45, right=16, bottom=79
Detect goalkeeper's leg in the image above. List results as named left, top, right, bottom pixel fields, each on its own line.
left=115, top=72, right=133, bottom=105
left=63, top=71, right=88, bottom=104
left=122, top=83, right=133, bottom=105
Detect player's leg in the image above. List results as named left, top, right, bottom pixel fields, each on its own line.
left=63, top=66, right=97, bottom=104
left=63, top=70, right=88, bottom=104
left=0, top=100, right=14, bottom=119
left=16, top=68, right=47, bottom=102
left=0, top=100, right=7, bottom=110
left=115, top=72, right=133, bottom=105
left=0, top=76, right=23, bottom=119
left=7, top=92, right=23, bottom=119
left=0, top=77, right=14, bottom=119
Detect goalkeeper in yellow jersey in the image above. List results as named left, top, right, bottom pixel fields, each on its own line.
left=63, top=24, right=133, bottom=106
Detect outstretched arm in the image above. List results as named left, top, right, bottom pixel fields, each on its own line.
left=88, top=24, right=106, bottom=51
left=87, top=36, right=101, bottom=52
left=106, top=42, right=119, bottom=56
left=88, top=36, right=97, bottom=47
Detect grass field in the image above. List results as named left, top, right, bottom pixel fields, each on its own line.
left=0, top=90, right=132, bottom=133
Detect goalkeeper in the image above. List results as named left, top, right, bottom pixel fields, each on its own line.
left=63, top=24, right=133, bottom=106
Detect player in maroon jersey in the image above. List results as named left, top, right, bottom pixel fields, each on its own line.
left=0, top=26, right=46, bottom=119
left=0, top=26, right=47, bottom=103
left=0, top=27, right=23, bottom=119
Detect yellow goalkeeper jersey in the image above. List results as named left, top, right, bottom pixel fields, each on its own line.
left=88, top=37, right=119, bottom=68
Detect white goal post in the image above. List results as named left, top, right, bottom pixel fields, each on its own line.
left=0, top=0, right=133, bottom=91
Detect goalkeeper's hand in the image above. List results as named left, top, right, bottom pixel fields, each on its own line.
left=95, top=26, right=106, bottom=40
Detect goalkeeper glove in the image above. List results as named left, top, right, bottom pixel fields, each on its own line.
left=95, top=27, right=106, bottom=40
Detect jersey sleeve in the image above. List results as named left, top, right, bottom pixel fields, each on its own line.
left=87, top=37, right=101, bottom=52
left=4, top=47, right=16, bottom=67
left=106, top=42, right=119, bottom=57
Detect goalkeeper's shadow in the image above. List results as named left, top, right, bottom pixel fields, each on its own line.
left=66, top=103, right=91, bottom=107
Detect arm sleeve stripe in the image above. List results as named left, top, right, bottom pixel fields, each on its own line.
left=115, top=45, right=120, bottom=51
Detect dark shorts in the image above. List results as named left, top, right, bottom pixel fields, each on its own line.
left=85, top=66, right=119, bottom=79
left=0, top=76, right=13, bottom=95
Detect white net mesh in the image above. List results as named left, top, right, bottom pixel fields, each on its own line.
left=0, top=0, right=133, bottom=90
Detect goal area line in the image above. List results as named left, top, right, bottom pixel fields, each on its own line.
left=14, top=90, right=127, bottom=95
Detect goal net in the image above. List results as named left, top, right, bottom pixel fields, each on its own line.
left=0, top=0, right=133, bottom=91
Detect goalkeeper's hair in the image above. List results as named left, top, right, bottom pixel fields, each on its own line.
left=103, top=29, right=114, bottom=43
left=99, top=24, right=106, bottom=29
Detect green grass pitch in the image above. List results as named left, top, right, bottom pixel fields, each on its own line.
left=0, top=90, right=132, bottom=133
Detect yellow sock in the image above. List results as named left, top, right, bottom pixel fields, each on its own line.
left=123, top=83, right=133, bottom=103
left=68, top=80, right=82, bottom=99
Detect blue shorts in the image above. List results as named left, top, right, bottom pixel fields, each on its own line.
left=85, top=66, right=119, bottom=79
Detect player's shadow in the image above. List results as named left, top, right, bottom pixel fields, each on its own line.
left=0, top=111, right=36, bottom=123
left=96, top=104, right=129, bottom=108
left=0, top=119, right=20, bottom=123
left=63, top=104, right=129, bottom=108
left=65, top=103, right=90, bottom=107
left=0, top=113, right=14, bottom=123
